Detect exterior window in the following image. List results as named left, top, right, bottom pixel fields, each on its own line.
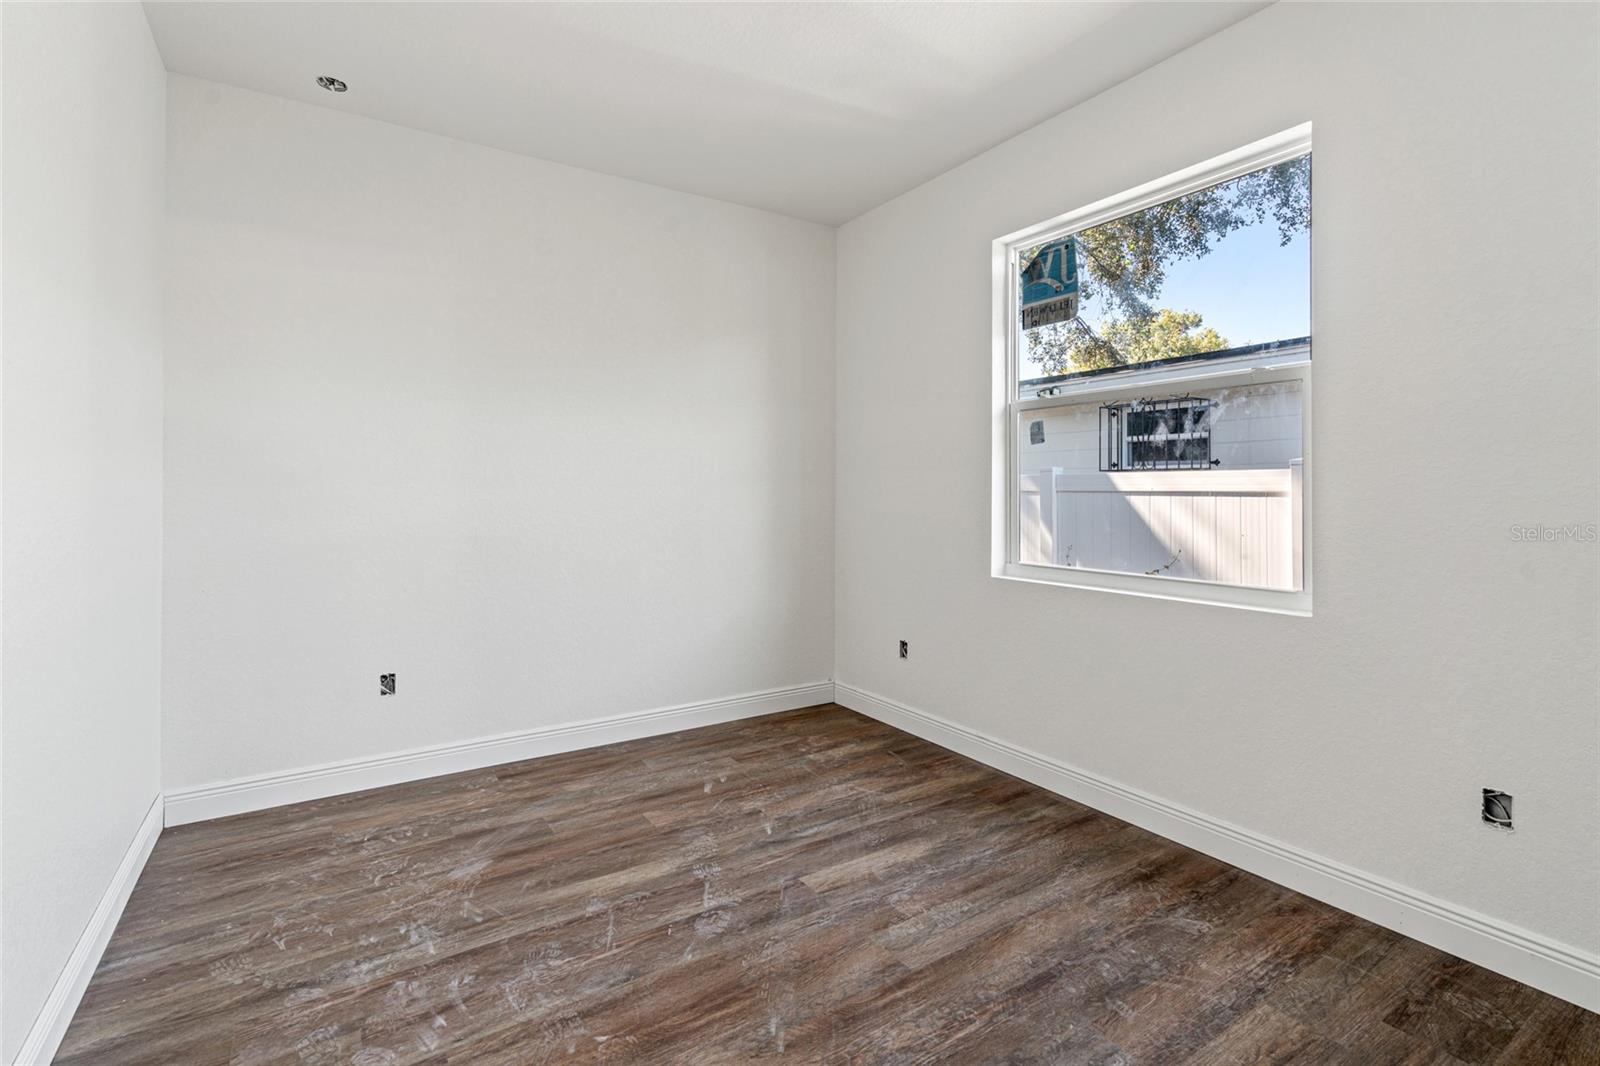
left=1103, top=397, right=1213, bottom=471
left=994, top=125, right=1313, bottom=613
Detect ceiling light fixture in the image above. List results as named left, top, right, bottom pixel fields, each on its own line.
left=316, top=76, right=348, bottom=93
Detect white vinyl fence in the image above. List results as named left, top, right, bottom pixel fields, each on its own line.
left=1020, top=462, right=1303, bottom=590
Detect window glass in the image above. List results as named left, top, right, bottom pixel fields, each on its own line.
left=1016, top=380, right=1304, bottom=589
left=1019, top=155, right=1310, bottom=387
left=1007, top=147, right=1311, bottom=600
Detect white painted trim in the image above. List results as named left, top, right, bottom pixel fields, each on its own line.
left=835, top=682, right=1600, bottom=1013
left=13, top=795, right=164, bottom=1066
left=998, top=561, right=1312, bottom=617
left=164, top=682, right=836, bottom=827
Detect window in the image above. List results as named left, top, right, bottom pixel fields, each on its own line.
left=1103, top=397, right=1213, bottom=471
left=993, top=125, right=1312, bottom=613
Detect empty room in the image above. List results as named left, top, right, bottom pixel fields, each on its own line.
left=3, top=1, right=1597, bottom=1062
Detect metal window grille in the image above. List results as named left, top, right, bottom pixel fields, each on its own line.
left=1100, top=396, right=1215, bottom=471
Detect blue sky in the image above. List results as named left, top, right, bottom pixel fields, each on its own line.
left=1022, top=209, right=1310, bottom=378
left=1140, top=224, right=1309, bottom=345
left=1077, top=218, right=1310, bottom=348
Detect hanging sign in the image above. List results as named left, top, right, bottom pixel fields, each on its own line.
left=1019, top=237, right=1079, bottom=330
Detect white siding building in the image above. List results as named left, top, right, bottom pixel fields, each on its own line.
left=1016, top=339, right=1308, bottom=588
left=1017, top=339, right=1308, bottom=474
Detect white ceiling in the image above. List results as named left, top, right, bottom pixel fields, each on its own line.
left=142, top=1, right=1267, bottom=225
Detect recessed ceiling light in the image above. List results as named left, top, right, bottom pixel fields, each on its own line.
left=316, top=76, right=348, bottom=93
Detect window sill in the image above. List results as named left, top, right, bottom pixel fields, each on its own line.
left=996, top=561, right=1312, bottom=616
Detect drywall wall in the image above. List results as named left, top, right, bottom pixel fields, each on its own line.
left=162, top=77, right=835, bottom=791
left=0, top=2, right=167, bottom=1058
left=835, top=0, right=1599, bottom=967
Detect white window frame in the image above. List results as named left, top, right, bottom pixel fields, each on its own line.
left=990, top=123, right=1314, bottom=615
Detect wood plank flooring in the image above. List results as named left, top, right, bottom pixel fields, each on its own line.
left=56, top=705, right=1597, bottom=1064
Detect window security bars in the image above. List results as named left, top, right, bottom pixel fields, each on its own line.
left=1100, top=396, right=1216, bottom=471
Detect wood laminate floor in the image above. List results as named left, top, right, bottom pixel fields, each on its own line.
left=57, top=706, right=1596, bottom=1065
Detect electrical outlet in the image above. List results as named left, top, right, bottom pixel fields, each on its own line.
left=899, top=640, right=909, bottom=660
left=380, top=673, right=396, bottom=696
left=1482, top=789, right=1512, bottom=830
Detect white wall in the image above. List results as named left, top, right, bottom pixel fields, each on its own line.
left=0, top=3, right=166, bottom=1057
left=162, top=77, right=835, bottom=791
left=836, top=0, right=1598, bottom=965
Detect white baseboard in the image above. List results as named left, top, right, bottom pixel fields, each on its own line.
left=835, top=682, right=1600, bottom=1014
left=13, top=794, right=164, bottom=1066
left=164, top=682, right=836, bottom=827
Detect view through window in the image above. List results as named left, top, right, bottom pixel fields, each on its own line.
left=1020, top=154, right=1310, bottom=383
left=1006, top=137, right=1312, bottom=605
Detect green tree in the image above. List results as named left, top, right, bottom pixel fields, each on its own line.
left=1029, top=310, right=1228, bottom=376
left=1106, top=309, right=1228, bottom=364
left=1024, top=155, right=1310, bottom=375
